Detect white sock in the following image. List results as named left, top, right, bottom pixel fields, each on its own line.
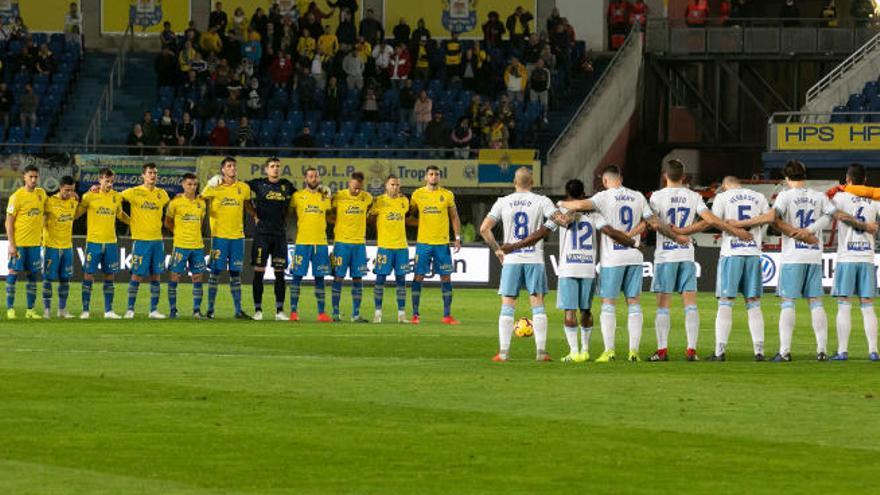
left=600, top=304, right=616, bottom=352
left=836, top=301, right=852, bottom=354
left=715, top=301, right=733, bottom=356
left=862, top=303, right=878, bottom=354
left=564, top=325, right=579, bottom=354
left=655, top=308, right=670, bottom=350
left=779, top=302, right=796, bottom=355
left=533, top=310, right=548, bottom=355
left=811, top=302, right=828, bottom=354
left=580, top=326, right=592, bottom=354
left=684, top=304, right=699, bottom=350
left=498, top=305, right=515, bottom=357
left=746, top=301, right=765, bottom=355
left=627, top=304, right=643, bottom=353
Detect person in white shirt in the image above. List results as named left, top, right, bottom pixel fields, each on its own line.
left=559, top=165, right=685, bottom=363
left=500, top=179, right=637, bottom=363
left=731, top=161, right=871, bottom=362
left=648, top=160, right=753, bottom=362
left=480, top=167, right=557, bottom=362
left=827, top=164, right=880, bottom=361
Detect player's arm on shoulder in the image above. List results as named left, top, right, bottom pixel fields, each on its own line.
left=844, top=184, right=880, bottom=201
left=558, top=198, right=593, bottom=212
left=729, top=207, right=776, bottom=229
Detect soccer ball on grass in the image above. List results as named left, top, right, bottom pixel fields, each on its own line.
left=514, top=317, right=534, bottom=337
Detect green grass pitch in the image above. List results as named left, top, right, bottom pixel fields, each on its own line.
left=1, top=284, right=879, bottom=493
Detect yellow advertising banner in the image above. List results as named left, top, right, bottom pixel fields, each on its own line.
left=383, top=0, right=536, bottom=38
left=775, top=123, right=880, bottom=150
left=101, top=0, right=192, bottom=34
left=2, top=0, right=73, bottom=32
left=197, top=153, right=540, bottom=192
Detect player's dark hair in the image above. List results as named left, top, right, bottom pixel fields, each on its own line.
left=142, top=162, right=157, bottom=173
left=304, top=166, right=318, bottom=175
left=782, top=160, right=806, bottom=181
left=426, top=165, right=440, bottom=172
left=99, top=167, right=114, bottom=178
left=351, top=171, right=365, bottom=181
left=265, top=156, right=281, bottom=166
left=847, top=163, right=867, bottom=185
left=182, top=172, right=198, bottom=181
left=221, top=156, right=236, bottom=169
left=664, top=159, right=685, bottom=182
left=23, top=164, right=38, bottom=174
left=385, top=174, right=398, bottom=182
left=60, top=175, right=75, bottom=186
left=565, top=179, right=586, bottom=199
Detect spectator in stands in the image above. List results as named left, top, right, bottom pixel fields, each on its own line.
left=241, top=29, right=262, bottom=65
left=467, top=95, right=482, bottom=131
left=336, top=10, right=357, bottom=49
left=212, top=58, right=232, bottom=100
left=155, top=48, right=179, bottom=88
left=852, top=0, right=874, bottom=25
left=719, top=1, right=732, bottom=25
left=497, top=94, right=515, bottom=126
left=300, top=12, right=322, bottom=40
left=780, top=0, right=800, bottom=26
left=13, top=45, right=35, bottom=74
left=35, top=44, right=57, bottom=75
left=293, top=125, right=317, bottom=156
left=209, top=118, right=231, bottom=149
left=223, top=89, right=243, bottom=120
left=685, top=0, right=709, bottom=27
left=411, top=18, right=431, bottom=46
left=444, top=33, right=463, bottom=82
left=393, top=18, right=411, bottom=46
left=279, top=21, right=297, bottom=55
left=245, top=77, right=263, bottom=117
left=530, top=59, right=551, bottom=123
left=546, top=7, right=563, bottom=34
left=200, top=26, right=223, bottom=56
left=399, top=78, right=415, bottom=123
left=18, top=83, right=37, bottom=131
left=822, top=1, right=838, bottom=27
left=328, top=0, right=358, bottom=19
left=311, top=48, right=329, bottom=90
left=451, top=117, right=473, bottom=159
left=630, top=0, right=648, bottom=30
left=388, top=43, right=411, bottom=88
left=425, top=110, right=450, bottom=155
left=250, top=7, right=269, bottom=39
left=360, top=8, right=384, bottom=45
left=160, top=22, right=177, bottom=52
left=355, top=36, right=372, bottom=66
left=184, top=21, right=200, bottom=46
left=64, top=2, right=83, bottom=49
left=299, top=65, right=317, bottom=110
left=506, top=6, right=533, bottom=50
left=127, top=124, right=146, bottom=155
left=318, top=26, right=339, bottom=57
left=324, top=76, right=342, bottom=124
left=482, top=11, right=505, bottom=50
left=413, top=90, right=432, bottom=137
left=231, top=7, right=248, bottom=40
left=343, top=49, right=365, bottom=90
left=0, top=17, right=10, bottom=43
left=10, top=16, right=28, bottom=41
left=460, top=46, right=483, bottom=92
left=488, top=117, right=508, bottom=149
left=297, top=27, right=316, bottom=63
left=158, top=108, right=177, bottom=146
left=522, top=33, right=544, bottom=74
left=412, top=39, right=430, bottom=80
left=209, top=2, right=229, bottom=38
left=550, top=22, right=572, bottom=90
left=0, top=83, right=11, bottom=128
left=362, top=87, right=379, bottom=122
left=141, top=111, right=160, bottom=148
left=503, top=57, right=528, bottom=103
left=236, top=116, right=254, bottom=147
left=478, top=102, right=495, bottom=145
left=176, top=112, right=196, bottom=149
left=373, top=39, right=394, bottom=86
left=607, top=0, right=630, bottom=48
left=270, top=53, right=294, bottom=88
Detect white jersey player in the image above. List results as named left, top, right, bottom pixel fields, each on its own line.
left=501, top=178, right=637, bottom=363
left=734, top=161, right=866, bottom=362
left=828, top=164, right=880, bottom=361
left=648, top=160, right=754, bottom=362
left=480, top=167, right=557, bottom=362
left=559, top=165, right=682, bottom=363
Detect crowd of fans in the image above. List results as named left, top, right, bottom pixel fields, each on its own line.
left=136, top=1, right=584, bottom=156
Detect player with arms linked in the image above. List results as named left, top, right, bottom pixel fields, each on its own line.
left=288, top=167, right=333, bottom=322
left=369, top=174, right=411, bottom=323
left=165, top=173, right=208, bottom=319
left=5, top=165, right=47, bottom=319
left=329, top=172, right=373, bottom=322
left=42, top=175, right=78, bottom=319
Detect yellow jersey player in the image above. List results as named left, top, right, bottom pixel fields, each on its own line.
left=329, top=171, right=373, bottom=322
left=5, top=165, right=47, bottom=319
left=122, top=163, right=170, bottom=319
left=202, top=156, right=253, bottom=319
left=409, top=165, right=461, bottom=324
left=289, top=167, right=333, bottom=322
left=164, top=173, right=207, bottom=319
left=74, top=168, right=130, bottom=319
left=368, top=174, right=410, bottom=323
left=42, top=175, right=78, bottom=319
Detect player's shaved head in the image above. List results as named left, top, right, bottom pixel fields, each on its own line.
left=847, top=163, right=866, bottom=185
left=663, top=159, right=685, bottom=183
left=602, top=165, right=621, bottom=181
left=513, top=167, right=533, bottom=188
left=720, top=176, right=741, bottom=191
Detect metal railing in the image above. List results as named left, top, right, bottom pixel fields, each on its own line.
left=547, top=28, right=639, bottom=160
left=646, top=17, right=879, bottom=56
left=806, top=30, right=880, bottom=103
left=83, top=27, right=134, bottom=146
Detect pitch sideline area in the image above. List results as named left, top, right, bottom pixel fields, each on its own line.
left=1, top=287, right=878, bottom=493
